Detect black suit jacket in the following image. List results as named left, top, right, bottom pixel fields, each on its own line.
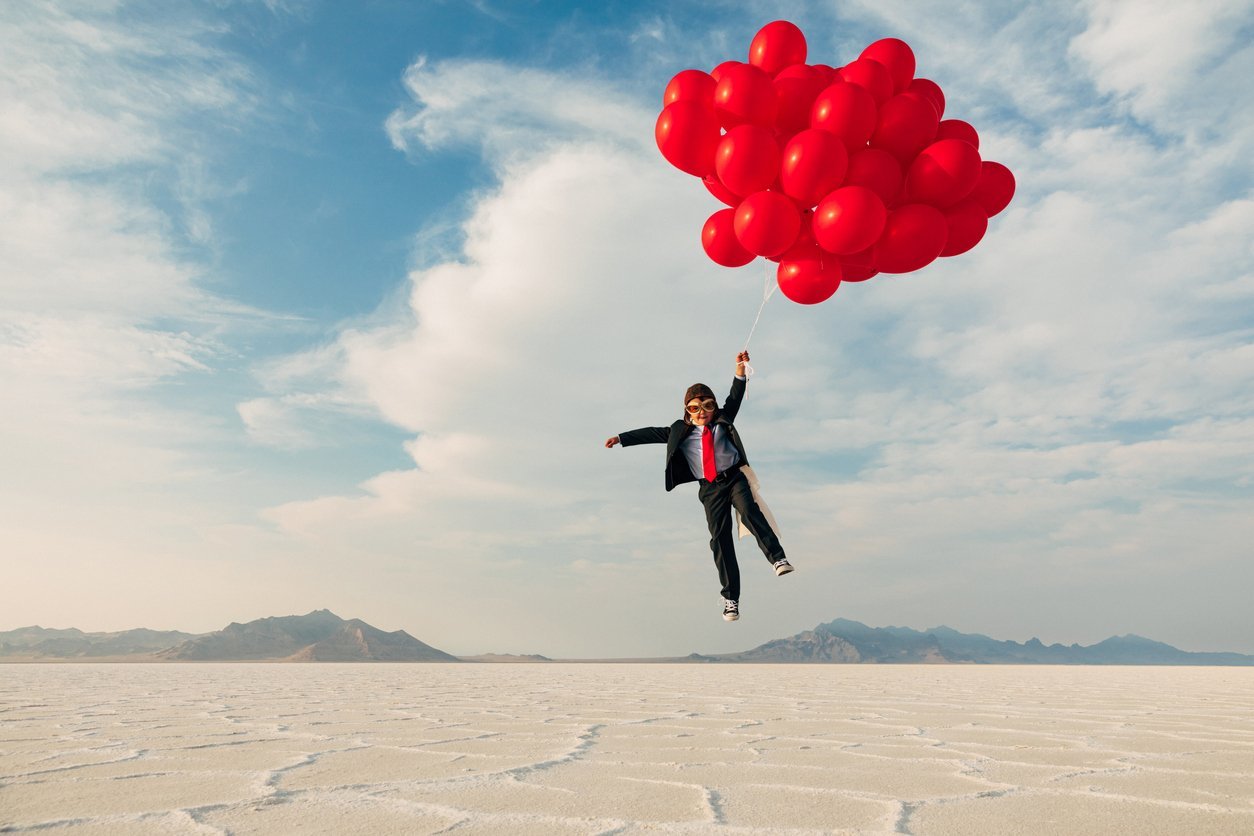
left=619, top=377, right=750, bottom=491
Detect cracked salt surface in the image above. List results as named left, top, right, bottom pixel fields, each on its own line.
left=1, top=664, right=1252, bottom=834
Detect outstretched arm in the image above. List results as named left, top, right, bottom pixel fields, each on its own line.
left=611, top=426, right=669, bottom=448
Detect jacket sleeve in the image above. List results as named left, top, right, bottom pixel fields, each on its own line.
left=619, top=426, right=670, bottom=446
left=721, top=376, right=747, bottom=423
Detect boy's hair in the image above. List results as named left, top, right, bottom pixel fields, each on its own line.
left=683, top=383, right=718, bottom=424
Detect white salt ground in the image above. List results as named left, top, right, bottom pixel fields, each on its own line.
left=1, top=663, right=1252, bottom=834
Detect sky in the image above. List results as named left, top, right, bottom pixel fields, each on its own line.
left=2, top=0, right=1252, bottom=659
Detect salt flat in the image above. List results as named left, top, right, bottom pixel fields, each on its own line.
left=2, top=664, right=1252, bottom=835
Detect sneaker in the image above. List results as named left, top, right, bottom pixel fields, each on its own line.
left=722, top=599, right=740, bottom=622
left=773, top=559, right=795, bottom=577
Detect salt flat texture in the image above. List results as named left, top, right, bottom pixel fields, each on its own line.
left=2, top=664, right=1252, bottom=835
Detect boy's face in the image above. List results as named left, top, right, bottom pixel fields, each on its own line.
left=687, top=397, right=718, bottom=427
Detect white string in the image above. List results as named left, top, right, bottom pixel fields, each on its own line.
left=740, top=261, right=776, bottom=377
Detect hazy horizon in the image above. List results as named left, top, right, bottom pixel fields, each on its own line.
left=6, top=608, right=1253, bottom=661
left=2, top=1, right=1252, bottom=659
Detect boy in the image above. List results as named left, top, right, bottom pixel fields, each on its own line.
left=605, top=350, right=792, bottom=621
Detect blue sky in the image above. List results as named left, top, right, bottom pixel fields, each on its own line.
left=2, top=0, right=1252, bottom=658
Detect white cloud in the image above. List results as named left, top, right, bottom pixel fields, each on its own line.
left=385, top=57, right=649, bottom=167
left=1070, top=0, right=1254, bottom=132
left=0, top=4, right=256, bottom=174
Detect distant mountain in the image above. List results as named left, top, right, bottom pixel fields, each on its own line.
left=710, top=618, right=1254, bottom=665
left=460, top=653, right=553, bottom=663
left=157, top=610, right=459, bottom=662
left=0, top=625, right=198, bottom=658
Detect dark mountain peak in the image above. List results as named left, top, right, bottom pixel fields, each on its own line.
left=157, top=610, right=457, bottom=662
left=816, top=617, right=875, bottom=636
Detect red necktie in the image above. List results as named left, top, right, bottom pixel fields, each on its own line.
left=701, top=426, right=717, bottom=480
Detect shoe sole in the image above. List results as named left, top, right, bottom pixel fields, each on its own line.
left=723, top=613, right=739, bottom=621
left=775, top=564, right=795, bottom=576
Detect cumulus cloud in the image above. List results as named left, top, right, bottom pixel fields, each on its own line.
left=261, top=75, right=740, bottom=652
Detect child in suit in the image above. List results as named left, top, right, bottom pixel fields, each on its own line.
left=605, top=351, right=792, bottom=621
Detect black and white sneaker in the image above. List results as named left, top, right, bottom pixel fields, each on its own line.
left=722, top=599, right=739, bottom=622
left=773, top=559, right=795, bottom=577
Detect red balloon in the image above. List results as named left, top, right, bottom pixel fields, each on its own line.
left=811, top=63, right=839, bottom=85
left=703, top=174, right=740, bottom=207
left=711, top=60, right=743, bottom=82
left=870, top=92, right=939, bottom=163
left=873, top=203, right=948, bottom=273
left=777, top=243, right=841, bottom=304
left=748, top=20, right=807, bottom=75
left=768, top=208, right=818, bottom=264
left=839, top=247, right=879, bottom=282
left=940, top=199, right=988, bottom=257
left=655, top=100, right=721, bottom=177
left=812, top=185, right=887, bottom=255
left=968, top=161, right=1016, bottom=216
left=859, top=38, right=915, bottom=93
left=844, top=148, right=902, bottom=204
left=734, top=191, right=802, bottom=257
left=664, top=69, right=716, bottom=108
left=702, top=208, right=755, bottom=267
left=936, top=119, right=979, bottom=149
left=773, top=65, right=825, bottom=134
left=775, top=63, right=817, bottom=82
left=905, top=138, right=982, bottom=207
left=838, top=58, right=894, bottom=105
left=780, top=129, right=848, bottom=207
left=715, top=124, right=780, bottom=197
left=906, top=78, right=945, bottom=118
left=810, top=81, right=878, bottom=150
left=713, top=63, right=778, bottom=129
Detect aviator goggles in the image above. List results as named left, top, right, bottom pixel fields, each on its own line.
left=686, top=398, right=718, bottom=414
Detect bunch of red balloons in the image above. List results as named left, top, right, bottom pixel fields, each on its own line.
left=655, top=20, right=1016, bottom=305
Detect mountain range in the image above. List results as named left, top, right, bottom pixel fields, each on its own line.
left=1, top=610, right=457, bottom=663
left=2, top=610, right=1251, bottom=664
left=0, top=625, right=199, bottom=658
left=693, top=618, right=1254, bottom=665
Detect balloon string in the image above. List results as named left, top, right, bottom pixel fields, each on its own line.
left=741, top=262, right=776, bottom=377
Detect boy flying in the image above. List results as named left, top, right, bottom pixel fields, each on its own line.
left=605, top=350, right=793, bottom=622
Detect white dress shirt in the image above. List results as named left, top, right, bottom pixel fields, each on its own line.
left=682, top=423, right=740, bottom=480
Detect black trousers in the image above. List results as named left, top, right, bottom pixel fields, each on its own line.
left=697, top=468, right=786, bottom=601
